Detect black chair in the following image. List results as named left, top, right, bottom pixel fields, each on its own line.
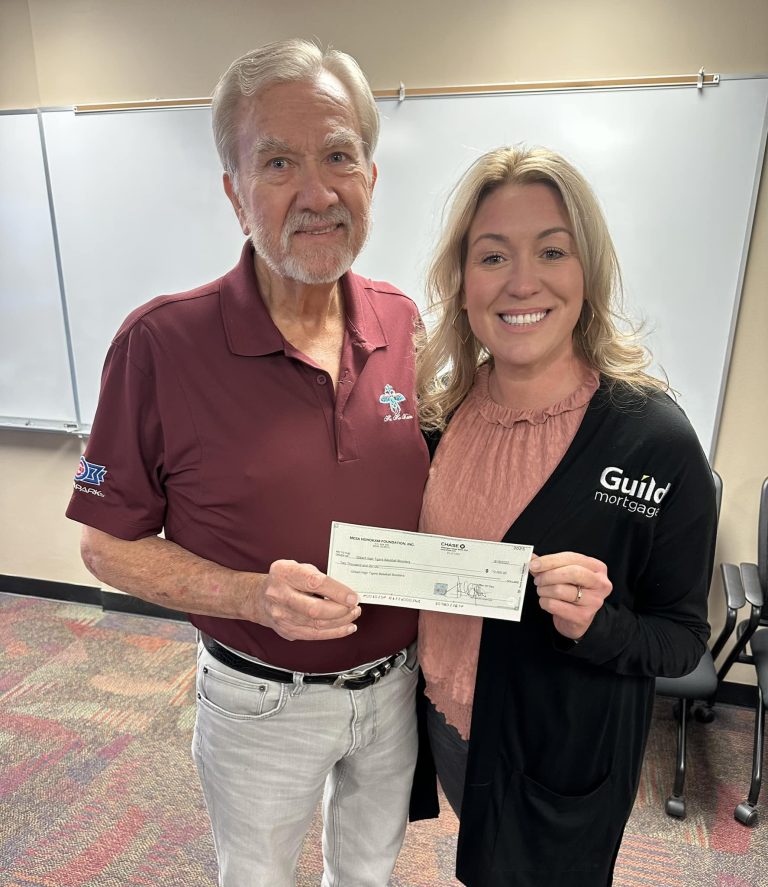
left=719, top=478, right=768, bottom=826
left=655, top=469, right=744, bottom=819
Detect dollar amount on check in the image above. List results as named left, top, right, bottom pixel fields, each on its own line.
left=327, top=522, right=534, bottom=621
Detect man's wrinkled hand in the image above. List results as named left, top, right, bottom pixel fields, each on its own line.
left=247, top=559, right=361, bottom=641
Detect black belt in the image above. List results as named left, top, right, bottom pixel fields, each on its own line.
left=201, top=633, right=407, bottom=691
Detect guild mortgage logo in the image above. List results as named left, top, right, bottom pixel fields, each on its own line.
left=595, top=466, right=670, bottom=519
left=73, top=457, right=107, bottom=497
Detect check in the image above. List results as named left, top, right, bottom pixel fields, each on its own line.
left=327, top=522, right=533, bottom=621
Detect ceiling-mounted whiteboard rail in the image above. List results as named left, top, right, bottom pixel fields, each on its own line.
left=72, top=71, right=722, bottom=114
left=375, top=71, right=721, bottom=99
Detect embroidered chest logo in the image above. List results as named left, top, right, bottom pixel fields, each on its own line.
left=594, top=466, right=671, bottom=519
left=74, top=457, right=107, bottom=497
left=378, top=384, right=414, bottom=422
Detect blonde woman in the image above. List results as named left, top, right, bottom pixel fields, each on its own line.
left=411, top=146, right=717, bottom=886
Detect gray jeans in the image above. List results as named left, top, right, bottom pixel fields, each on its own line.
left=193, top=642, right=418, bottom=887
left=425, top=697, right=469, bottom=817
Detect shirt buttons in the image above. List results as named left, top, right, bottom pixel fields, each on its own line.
left=316, top=374, right=327, bottom=385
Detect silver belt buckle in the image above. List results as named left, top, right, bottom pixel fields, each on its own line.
left=393, top=648, right=408, bottom=669
left=333, top=666, right=372, bottom=688
left=332, top=650, right=404, bottom=689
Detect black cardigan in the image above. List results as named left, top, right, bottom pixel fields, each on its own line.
left=411, top=380, right=716, bottom=887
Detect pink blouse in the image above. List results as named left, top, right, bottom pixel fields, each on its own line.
left=418, top=363, right=599, bottom=739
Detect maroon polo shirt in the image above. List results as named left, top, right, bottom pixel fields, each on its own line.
left=66, top=242, right=429, bottom=671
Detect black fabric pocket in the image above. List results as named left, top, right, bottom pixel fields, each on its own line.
left=488, top=769, right=620, bottom=885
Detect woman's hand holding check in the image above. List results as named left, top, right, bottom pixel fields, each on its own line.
left=529, top=552, right=613, bottom=641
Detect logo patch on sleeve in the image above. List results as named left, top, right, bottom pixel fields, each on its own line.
left=75, top=457, right=108, bottom=486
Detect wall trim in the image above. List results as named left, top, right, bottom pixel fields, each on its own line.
left=0, top=573, right=101, bottom=606
left=0, top=574, right=186, bottom=621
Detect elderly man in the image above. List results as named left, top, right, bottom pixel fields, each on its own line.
left=66, top=39, right=429, bottom=886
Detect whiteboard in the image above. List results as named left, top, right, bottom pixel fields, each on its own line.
left=355, top=80, right=768, bottom=455
left=42, top=107, right=244, bottom=425
left=0, top=112, right=77, bottom=426
left=1, top=78, right=767, bottom=455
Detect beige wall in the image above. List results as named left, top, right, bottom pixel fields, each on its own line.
left=1, top=0, right=766, bottom=680
left=14, top=0, right=768, bottom=104
left=0, top=0, right=39, bottom=108
left=0, top=429, right=88, bottom=584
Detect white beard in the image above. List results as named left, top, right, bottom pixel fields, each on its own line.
left=248, top=205, right=371, bottom=285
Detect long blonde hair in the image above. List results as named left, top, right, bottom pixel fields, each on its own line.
left=416, top=145, right=667, bottom=431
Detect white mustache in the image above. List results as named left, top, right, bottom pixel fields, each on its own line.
left=284, top=207, right=352, bottom=236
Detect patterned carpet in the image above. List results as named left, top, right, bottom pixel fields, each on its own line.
left=0, top=592, right=765, bottom=886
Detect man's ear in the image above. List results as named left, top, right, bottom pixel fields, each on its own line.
left=223, top=173, right=250, bottom=235
left=369, top=162, right=378, bottom=195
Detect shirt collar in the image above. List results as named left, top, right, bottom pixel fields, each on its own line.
left=340, top=263, right=389, bottom=352
left=220, top=241, right=389, bottom=356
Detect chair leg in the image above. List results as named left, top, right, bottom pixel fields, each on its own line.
left=735, top=687, right=765, bottom=826
left=666, top=699, right=689, bottom=818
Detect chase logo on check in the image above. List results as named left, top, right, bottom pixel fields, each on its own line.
left=378, top=384, right=414, bottom=422
left=595, top=466, right=671, bottom=519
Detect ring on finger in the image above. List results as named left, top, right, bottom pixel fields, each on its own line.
left=573, top=585, right=583, bottom=604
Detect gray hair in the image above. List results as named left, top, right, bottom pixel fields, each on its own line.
left=211, top=39, right=379, bottom=184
